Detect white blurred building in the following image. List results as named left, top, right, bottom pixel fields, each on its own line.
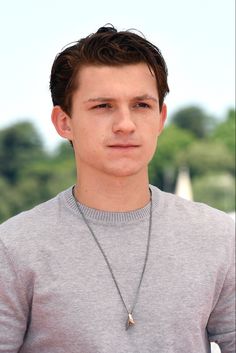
left=175, top=166, right=193, bottom=201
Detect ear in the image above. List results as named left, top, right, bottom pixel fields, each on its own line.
left=157, top=103, right=167, bottom=136
left=51, top=106, right=73, bottom=140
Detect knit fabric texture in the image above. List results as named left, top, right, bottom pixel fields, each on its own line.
left=0, top=185, right=235, bottom=353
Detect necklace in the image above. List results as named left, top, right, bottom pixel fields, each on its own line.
left=73, top=189, right=153, bottom=330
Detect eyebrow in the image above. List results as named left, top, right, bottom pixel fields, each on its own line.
left=84, top=95, right=158, bottom=104
left=134, top=95, right=158, bottom=103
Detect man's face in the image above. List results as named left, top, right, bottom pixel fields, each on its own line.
left=66, top=63, right=166, bottom=178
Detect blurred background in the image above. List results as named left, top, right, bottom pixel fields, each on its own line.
left=0, top=0, right=235, bottom=226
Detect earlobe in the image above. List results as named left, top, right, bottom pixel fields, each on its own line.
left=51, top=106, right=73, bottom=140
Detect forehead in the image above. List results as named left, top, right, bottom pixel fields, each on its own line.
left=74, top=63, right=158, bottom=98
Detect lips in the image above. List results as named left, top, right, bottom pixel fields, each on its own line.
left=108, top=144, right=140, bottom=150
left=109, top=144, right=139, bottom=148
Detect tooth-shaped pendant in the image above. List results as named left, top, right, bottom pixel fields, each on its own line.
left=126, top=313, right=135, bottom=330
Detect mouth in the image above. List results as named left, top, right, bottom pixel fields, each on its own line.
left=108, top=144, right=140, bottom=149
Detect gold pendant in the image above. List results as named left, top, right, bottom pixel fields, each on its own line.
left=126, top=313, right=135, bottom=330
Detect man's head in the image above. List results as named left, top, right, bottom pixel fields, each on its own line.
left=50, top=26, right=169, bottom=180
left=50, top=25, right=169, bottom=115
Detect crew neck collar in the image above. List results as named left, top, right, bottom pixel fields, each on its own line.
left=62, top=185, right=161, bottom=224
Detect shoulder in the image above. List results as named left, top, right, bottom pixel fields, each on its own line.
left=0, top=187, right=74, bottom=248
left=150, top=185, right=235, bottom=242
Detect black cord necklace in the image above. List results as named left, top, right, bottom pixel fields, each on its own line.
left=73, top=190, right=153, bottom=330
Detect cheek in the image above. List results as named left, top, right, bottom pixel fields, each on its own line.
left=148, top=136, right=158, bottom=156
left=74, top=128, right=105, bottom=157
left=146, top=120, right=159, bottom=140
left=145, top=126, right=159, bottom=156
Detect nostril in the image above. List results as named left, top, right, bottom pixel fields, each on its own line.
left=112, top=116, right=136, bottom=134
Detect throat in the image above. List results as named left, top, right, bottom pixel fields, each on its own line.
left=74, top=178, right=150, bottom=212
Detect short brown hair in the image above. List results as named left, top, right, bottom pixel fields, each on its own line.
left=50, top=25, right=169, bottom=114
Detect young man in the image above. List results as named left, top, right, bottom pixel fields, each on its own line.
left=0, top=26, right=235, bottom=353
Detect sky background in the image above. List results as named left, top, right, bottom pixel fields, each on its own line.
left=0, top=0, right=235, bottom=150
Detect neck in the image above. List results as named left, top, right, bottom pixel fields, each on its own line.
left=74, top=170, right=150, bottom=212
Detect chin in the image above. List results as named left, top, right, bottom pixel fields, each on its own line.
left=104, top=164, right=146, bottom=178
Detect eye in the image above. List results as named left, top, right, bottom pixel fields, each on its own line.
left=135, top=102, right=151, bottom=109
left=92, top=103, right=112, bottom=109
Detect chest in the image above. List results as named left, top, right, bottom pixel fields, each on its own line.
left=28, top=224, right=218, bottom=344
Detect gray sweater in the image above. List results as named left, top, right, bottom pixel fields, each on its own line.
left=0, top=185, right=235, bottom=353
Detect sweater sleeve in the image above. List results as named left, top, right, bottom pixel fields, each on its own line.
left=207, top=220, right=235, bottom=353
left=0, top=238, right=29, bottom=353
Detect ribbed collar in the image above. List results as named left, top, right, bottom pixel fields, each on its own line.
left=61, top=185, right=162, bottom=224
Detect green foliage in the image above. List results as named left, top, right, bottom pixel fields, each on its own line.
left=171, top=106, right=215, bottom=138
left=151, top=108, right=235, bottom=210
left=210, top=109, right=235, bottom=155
left=193, top=173, right=235, bottom=212
left=0, top=122, right=76, bottom=223
left=177, top=141, right=235, bottom=176
left=0, top=121, right=46, bottom=184
left=0, top=177, right=12, bottom=221
left=149, top=124, right=195, bottom=190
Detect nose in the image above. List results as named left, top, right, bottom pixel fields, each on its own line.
left=112, top=107, right=136, bottom=135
